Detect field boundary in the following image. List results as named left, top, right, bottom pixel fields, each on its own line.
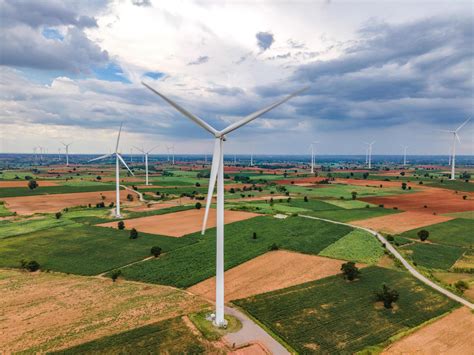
left=299, top=214, right=474, bottom=309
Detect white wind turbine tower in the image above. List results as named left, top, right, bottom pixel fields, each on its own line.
left=250, top=152, right=253, bottom=166
left=134, top=145, right=159, bottom=185
left=61, top=142, right=73, bottom=166
left=401, top=145, right=408, bottom=166
left=365, top=141, right=375, bottom=169
left=143, top=81, right=307, bottom=327
left=310, top=141, right=318, bottom=174
left=448, top=145, right=452, bottom=166
left=438, top=118, right=471, bottom=180
left=89, top=123, right=134, bottom=218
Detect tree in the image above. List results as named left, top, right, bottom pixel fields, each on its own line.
left=118, top=221, right=125, bottom=230
left=252, top=232, right=257, bottom=239
left=229, top=188, right=235, bottom=193
left=111, top=270, right=122, bottom=282
left=454, top=280, right=469, bottom=293
left=21, top=259, right=40, bottom=272
left=130, top=228, right=138, bottom=239
left=375, top=284, right=399, bottom=309
left=195, top=182, right=201, bottom=187
left=304, top=196, right=308, bottom=202
left=195, top=202, right=202, bottom=209
left=127, top=194, right=134, bottom=201
left=417, top=229, right=429, bottom=241
left=351, top=191, right=357, bottom=200
left=269, top=243, right=279, bottom=251
left=341, top=261, right=360, bottom=281
left=400, top=171, right=405, bottom=176
left=28, top=180, right=38, bottom=190
left=96, top=176, right=102, bottom=180
left=401, top=182, right=407, bottom=190
left=55, top=212, right=62, bottom=219
left=151, top=246, right=162, bottom=257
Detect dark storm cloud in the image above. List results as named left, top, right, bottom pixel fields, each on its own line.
left=187, top=56, right=209, bottom=65
left=0, top=0, right=109, bottom=72
left=255, top=16, right=473, bottom=128
left=256, top=32, right=274, bottom=51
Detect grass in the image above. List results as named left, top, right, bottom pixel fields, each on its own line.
left=0, top=184, right=116, bottom=197
left=442, top=211, right=474, bottom=220
left=427, top=180, right=474, bottom=192
left=227, top=202, right=308, bottom=215
left=0, top=201, right=14, bottom=216
left=323, top=199, right=376, bottom=209
left=319, top=229, right=384, bottom=264
left=400, top=218, right=474, bottom=248
left=0, top=223, right=199, bottom=275
left=400, top=243, right=466, bottom=270
left=234, top=266, right=458, bottom=354
left=118, top=215, right=353, bottom=287
left=189, top=311, right=242, bottom=341
left=0, top=217, right=76, bottom=239
left=302, top=206, right=401, bottom=222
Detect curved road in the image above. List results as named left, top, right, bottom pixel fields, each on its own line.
left=299, top=214, right=474, bottom=309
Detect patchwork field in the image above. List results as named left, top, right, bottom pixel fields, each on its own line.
left=188, top=250, right=355, bottom=301
left=0, top=180, right=60, bottom=188
left=98, top=208, right=260, bottom=237
left=302, top=206, right=401, bottom=222
left=352, top=211, right=454, bottom=234
left=382, top=307, right=474, bottom=354
left=400, top=243, right=466, bottom=270
left=234, top=266, right=458, bottom=354
left=0, top=269, right=208, bottom=353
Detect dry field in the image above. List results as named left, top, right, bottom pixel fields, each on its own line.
left=351, top=211, right=454, bottom=234
left=0, top=269, right=207, bottom=353
left=187, top=250, right=359, bottom=301
left=126, top=197, right=195, bottom=212
left=361, top=188, right=474, bottom=214
left=0, top=180, right=60, bottom=188
left=275, top=177, right=330, bottom=185
left=335, top=178, right=417, bottom=189
left=229, top=342, right=269, bottom=355
left=3, top=190, right=137, bottom=215
left=98, top=208, right=259, bottom=237
left=382, top=307, right=474, bottom=355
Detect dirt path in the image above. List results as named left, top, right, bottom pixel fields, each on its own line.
left=299, top=214, right=474, bottom=310
left=120, top=184, right=145, bottom=202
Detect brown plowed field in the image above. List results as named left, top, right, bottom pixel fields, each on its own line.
left=0, top=269, right=207, bottom=353
left=126, top=197, right=194, bottom=212
left=0, top=180, right=60, bottom=188
left=361, top=188, right=474, bottom=214
left=98, top=208, right=259, bottom=237
left=3, top=190, right=136, bottom=215
left=188, top=250, right=361, bottom=301
left=275, top=177, right=330, bottom=185
left=382, top=307, right=474, bottom=355
left=335, top=178, right=418, bottom=189
left=351, top=211, right=454, bottom=234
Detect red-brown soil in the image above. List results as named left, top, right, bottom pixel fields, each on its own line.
left=0, top=180, right=60, bottom=188
left=98, top=208, right=259, bottom=237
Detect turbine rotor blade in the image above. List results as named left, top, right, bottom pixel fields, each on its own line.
left=455, top=132, right=461, bottom=144
left=115, top=122, right=123, bottom=153
left=219, top=86, right=309, bottom=136
left=89, top=153, right=113, bottom=162
left=147, top=144, right=160, bottom=154
left=202, top=139, right=220, bottom=235
left=456, top=117, right=471, bottom=132
left=133, top=146, right=145, bottom=153
left=117, top=154, right=134, bottom=175
left=142, top=82, right=218, bottom=136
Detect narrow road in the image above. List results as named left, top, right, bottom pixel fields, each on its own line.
left=224, top=306, right=290, bottom=355
left=299, top=214, right=474, bottom=309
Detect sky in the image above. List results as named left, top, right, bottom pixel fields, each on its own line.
left=0, top=0, right=473, bottom=156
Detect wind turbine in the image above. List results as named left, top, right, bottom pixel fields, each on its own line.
left=89, top=123, right=134, bottom=217
left=401, top=145, right=408, bottom=166
left=438, top=118, right=471, bottom=180
left=143, top=81, right=307, bottom=327
left=365, top=141, right=375, bottom=169
left=61, top=142, right=73, bottom=166
left=310, top=141, right=318, bottom=174
left=134, top=145, right=159, bottom=185
left=250, top=152, right=253, bottom=166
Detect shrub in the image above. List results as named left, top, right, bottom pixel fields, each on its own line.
left=55, top=212, right=62, bottom=219
left=375, top=284, right=399, bottom=309
left=341, top=261, right=360, bottom=281
left=417, top=229, right=429, bottom=241
left=130, top=228, right=138, bottom=239
left=21, top=259, right=40, bottom=272
left=379, top=204, right=384, bottom=208
left=151, top=246, right=162, bottom=257
left=387, top=235, right=394, bottom=242
left=127, top=194, right=134, bottom=201
left=229, top=188, right=235, bottom=193
left=454, top=280, right=469, bottom=293
left=96, top=202, right=105, bottom=208
left=96, top=175, right=102, bottom=180
left=304, top=196, right=308, bottom=202
left=28, top=180, right=38, bottom=190
left=109, top=202, right=114, bottom=208
left=401, top=182, right=407, bottom=190
left=365, top=204, right=370, bottom=208
left=195, top=202, right=202, bottom=210
left=195, top=182, right=200, bottom=187
left=269, top=243, right=279, bottom=251
left=463, top=195, right=467, bottom=200
left=118, top=221, right=125, bottom=230
left=252, top=232, right=257, bottom=239
left=111, top=270, right=122, bottom=282
left=351, top=191, right=357, bottom=200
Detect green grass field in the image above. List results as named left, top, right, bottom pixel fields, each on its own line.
left=0, top=217, right=76, bottom=239
left=323, top=199, right=376, bottom=209
left=0, top=222, right=199, bottom=275
left=301, top=206, right=401, bottom=222
left=400, top=242, right=466, bottom=270
left=427, top=180, right=474, bottom=192
left=53, top=316, right=215, bottom=354
left=442, top=211, right=474, bottom=220
left=0, top=184, right=116, bottom=198
left=319, top=229, right=384, bottom=264
left=234, top=266, right=457, bottom=354
left=118, top=216, right=353, bottom=287
left=400, top=219, right=474, bottom=248
left=0, top=201, right=14, bottom=217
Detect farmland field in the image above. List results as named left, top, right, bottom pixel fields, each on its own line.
left=400, top=243, right=466, bottom=270
left=0, top=201, right=14, bottom=216
left=234, top=266, right=458, bottom=354
left=302, top=206, right=401, bottom=222
left=117, top=215, right=353, bottom=287
left=0, top=184, right=116, bottom=198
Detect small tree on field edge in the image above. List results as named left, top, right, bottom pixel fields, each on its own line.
left=118, top=221, right=125, bottom=230
left=21, top=259, right=40, bottom=272
left=111, top=270, right=122, bottom=282
left=151, top=246, right=162, bottom=257
left=55, top=212, right=62, bottom=219
left=130, top=228, right=138, bottom=239
left=252, top=232, right=257, bottom=239
left=375, top=284, right=399, bottom=309
left=304, top=196, right=308, bottom=202
left=417, top=229, right=429, bottom=241
left=28, top=180, right=38, bottom=190
left=195, top=202, right=202, bottom=210
left=341, top=261, right=360, bottom=281
left=351, top=191, right=357, bottom=200
left=269, top=243, right=279, bottom=251
left=454, top=280, right=469, bottom=293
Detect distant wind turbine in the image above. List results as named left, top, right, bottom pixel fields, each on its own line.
left=89, top=123, right=134, bottom=217
left=143, top=81, right=307, bottom=327
left=61, top=142, right=73, bottom=166
left=134, top=145, right=159, bottom=185
left=310, top=141, right=318, bottom=174
left=250, top=152, right=253, bottom=166
left=401, top=145, right=408, bottom=166
left=365, top=141, right=375, bottom=169
left=438, top=118, right=471, bottom=180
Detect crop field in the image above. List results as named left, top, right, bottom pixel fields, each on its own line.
left=400, top=218, right=474, bottom=248
left=0, top=201, right=14, bottom=217
left=234, top=266, right=458, bottom=354
left=443, top=211, right=474, bottom=219
left=427, top=180, right=474, bottom=192
left=400, top=243, right=466, bottom=270
left=117, top=215, right=353, bottom=287
left=319, top=229, right=384, bottom=264
left=323, top=199, right=376, bottom=209
left=0, top=183, right=116, bottom=198
left=302, top=206, right=401, bottom=222
left=0, top=216, right=76, bottom=239
left=0, top=222, right=199, bottom=275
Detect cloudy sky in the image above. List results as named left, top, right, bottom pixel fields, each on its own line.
left=0, top=0, right=473, bottom=156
